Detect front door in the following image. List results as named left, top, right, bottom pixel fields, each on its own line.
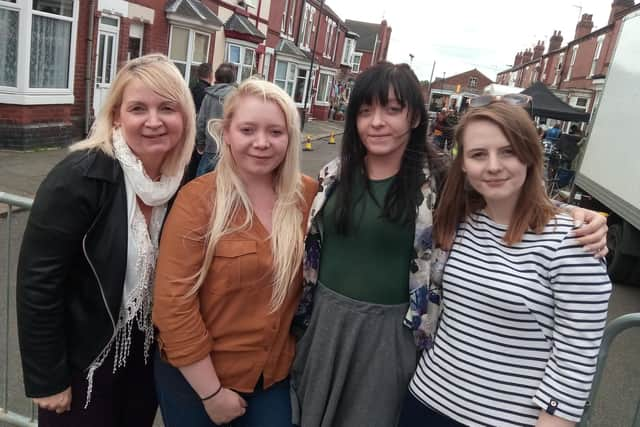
left=93, top=16, right=119, bottom=117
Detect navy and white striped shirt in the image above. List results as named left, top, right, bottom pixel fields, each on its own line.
left=409, top=212, right=611, bottom=426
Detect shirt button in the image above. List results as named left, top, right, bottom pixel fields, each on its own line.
left=550, top=400, right=558, bottom=407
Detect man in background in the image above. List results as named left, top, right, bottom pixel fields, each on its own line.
left=185, top=63, right=212, bottom=181
left=195, top=63, right=236, bottom=177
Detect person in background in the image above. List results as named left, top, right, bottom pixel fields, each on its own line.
left=400, top=99, right=611, bottom=427
left=191, top=63, right=212, bottom=112
left=195, top=63, right=237, bottom=177
left=153, top=79, right=317, bottom=427
left=16, top=54, right=195, bottom=427
left=432, top=107, right=448, bottom=149
left=290, top=62, right=609, bottom=427
left=545, top=122, right=562, bottom=141
left=185, top=63, right=212, bottom=181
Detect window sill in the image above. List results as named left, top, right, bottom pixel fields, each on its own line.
left=0, top=92, right=74, bottom=105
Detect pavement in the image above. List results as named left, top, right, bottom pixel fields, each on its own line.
left=0, top=119, right=346, bottom=215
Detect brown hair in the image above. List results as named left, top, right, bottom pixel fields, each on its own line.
left=434, top=102, right=556, bottom=248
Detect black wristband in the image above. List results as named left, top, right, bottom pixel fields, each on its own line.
left=201, top=384, right=223, bottom=401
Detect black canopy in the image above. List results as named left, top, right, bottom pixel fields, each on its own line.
left=522, top=82, right=591, bottom=122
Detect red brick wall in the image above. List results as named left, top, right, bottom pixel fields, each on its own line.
left=443, top=70, right=492, bottom=89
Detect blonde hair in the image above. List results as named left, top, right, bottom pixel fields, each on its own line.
left=71, top=54, right=196, bottom=177
left=192, top=79, right=304, bottom=312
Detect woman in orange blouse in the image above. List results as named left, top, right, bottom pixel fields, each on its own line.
left=153, top=79, right=317, bottom=427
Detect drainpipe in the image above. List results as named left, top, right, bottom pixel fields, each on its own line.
left=84, top=0, right=96, bottom=137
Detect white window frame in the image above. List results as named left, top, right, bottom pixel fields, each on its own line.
left=280, top=0, right=288, bottom=32
left=323, top=17, right=330, bottom=56
left=274, top=60, right=296, bottom=98
left=128, top=21, right=144, bottom=60
left=565, top=45, right=578, bottom=81
left=300, top=3, right=315, bottom=50
left=468, top=77, right=478, bottom=88
left=0, top=0, right=80, bottom=105
left=287, top=0, right=296, bottom=36
left=243, top=0, right=257, bottom=8
left=352, top=52, right=362, bottom=73
left=315, top=71, right=334, bottom=104
left=225, top=41, right=256, bottom=84
left=332, top=29, right=340, bottom=60
left=590, top=34, right=605, bottom=77
left=168, top=25, right=211, bottom=83
left=274, top=59, right=313, bottom=106
left=553, top=53, right=564, bottom=86
left=342, top=38, right=355, bottom=65
left=541, top=57, right=549, bottom=81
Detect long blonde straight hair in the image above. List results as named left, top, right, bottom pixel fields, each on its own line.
left=191, top=79, right=304, bottom=312
left=71, top=54, right=196, bottom=177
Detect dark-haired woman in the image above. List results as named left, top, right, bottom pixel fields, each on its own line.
left=289, top=62, right=609, bottom=427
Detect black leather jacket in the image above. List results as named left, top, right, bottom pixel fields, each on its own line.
left=17, top=149, right=128, bottom=398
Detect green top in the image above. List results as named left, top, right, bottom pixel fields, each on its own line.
left=318, top=173, right=413, bottom=304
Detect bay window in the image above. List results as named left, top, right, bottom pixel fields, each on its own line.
left=0, top=0, right=79, bottom=104
left=169, top=26, right=210, bottom=86
left=274, top=60, right=311, bottom=105
left=316, top=72, right=333, bottom=104
left=226, top=43, right=256, bottom=83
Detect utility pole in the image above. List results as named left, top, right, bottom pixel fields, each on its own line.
left=409, top=53, right=414, bottom=65
left=301, top=0, right=326, bottom=131
left=426, top=60, right=436, bottom=110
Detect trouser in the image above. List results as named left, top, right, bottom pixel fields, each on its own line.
left=38, top=328, right=157, bottom=427
left=154, top=350, right=293, bottom=427
left=397, top=391, right=465, bottom=427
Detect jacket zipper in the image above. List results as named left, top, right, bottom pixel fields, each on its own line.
left=82, top=232, right=117, bottom=360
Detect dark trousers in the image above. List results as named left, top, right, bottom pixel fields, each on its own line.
left=38, top=328, right=157, bottom=427
left=397, top=391, right=465, bottom=427
left=154, top=350, right=293, bottom=427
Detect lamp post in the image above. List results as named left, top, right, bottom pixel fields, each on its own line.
left=301, top=0, right=326, bottom=131
left=409, top=53, right=414, bottom=65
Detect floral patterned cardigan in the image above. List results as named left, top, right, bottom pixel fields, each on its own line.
left=292, top=157, right=447, bottom=350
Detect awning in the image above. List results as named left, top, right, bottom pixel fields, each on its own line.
left=522, top=82, right=590, bottom=122
left=224, top=13, right=265, bottom=44
left=165, top=0, right=223, bottom=33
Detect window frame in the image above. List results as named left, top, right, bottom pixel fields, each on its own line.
left=225, top=41, right=256, bottom=84
left=590, top=34, right=605, bottom=77
left=468, top=77, right=478, bottom=88
left=315, top=71, right=334, bottom=104
left=342, top=38, right=355, bottom=66
left=0, top=0, right=80, bottom=105
left=351, top=52, right=362, bottom=73
left=168, top=25, right=211, bottom=84
left=565, top=45, right=578, bottom=81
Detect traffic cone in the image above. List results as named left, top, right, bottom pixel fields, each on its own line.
left=303, top=135, right=313, bottom=151
left=328, top=132, right=335, bottom=144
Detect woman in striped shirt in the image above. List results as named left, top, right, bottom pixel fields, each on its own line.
left=400, top=98, right=611, bottom=427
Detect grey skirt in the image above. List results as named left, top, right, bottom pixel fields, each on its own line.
left=290, top=283, right=418, bottom=427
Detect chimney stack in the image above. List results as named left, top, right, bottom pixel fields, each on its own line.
left=575, top=13, right=594, bottom=39
left=522, top=49, right=533, bottom=64
left=533, top=40, right=545, bottom=59
left=548, top=30, right=563, bottom=52
left=609, top=0, right=635, bottom=25
left=514, top=51, right=523, bottom=67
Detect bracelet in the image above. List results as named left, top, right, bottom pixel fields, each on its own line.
left=201, top=384, right=223, bottom=401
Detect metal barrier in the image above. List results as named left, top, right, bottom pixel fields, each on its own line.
left=580, top=312, right=640, bottom=427
left=0, top=191, right=37, bottom=426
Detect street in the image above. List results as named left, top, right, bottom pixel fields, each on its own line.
left=1, top=137, right=639, bottom=426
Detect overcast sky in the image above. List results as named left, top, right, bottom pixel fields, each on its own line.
left=326, top=0, right=613, bottom=82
